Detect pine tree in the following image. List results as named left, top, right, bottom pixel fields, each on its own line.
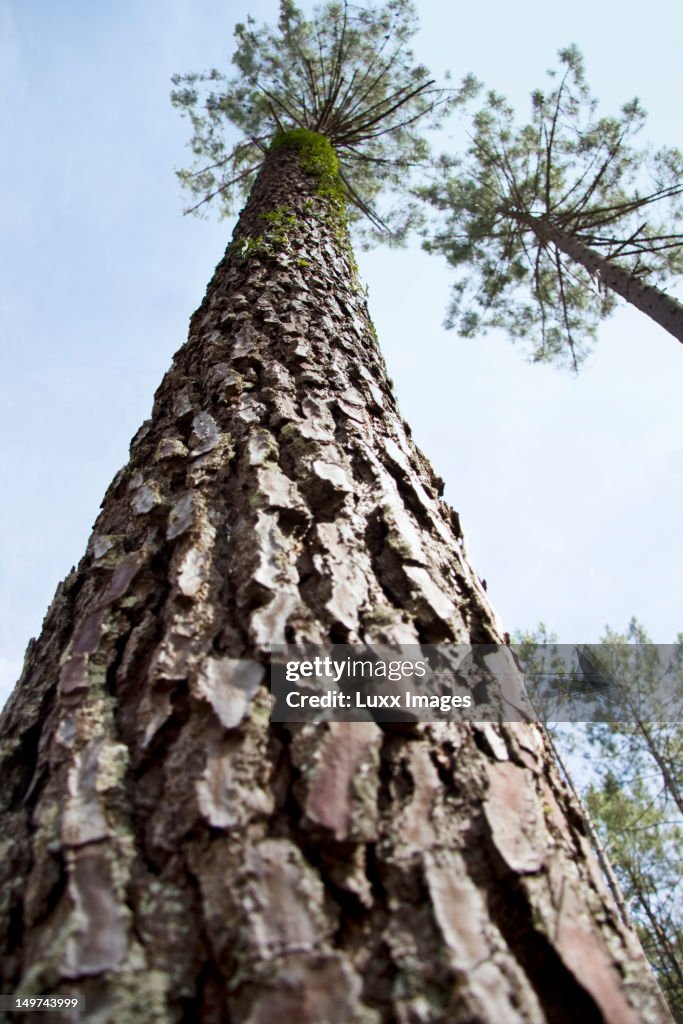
left=0, top=5, right=674, bottom=1020
left=421, top=46, right=683, bottom=370
left=516, top=619, right=683, bottom=1019
left=586, top=775, right=683, bottom=1022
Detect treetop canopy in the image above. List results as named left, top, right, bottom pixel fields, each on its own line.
left=171, top=0, right=475, bottom=235
left=420, top=45, right=683, bottom=368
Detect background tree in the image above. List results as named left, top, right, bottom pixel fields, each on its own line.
left=515, top=619, right=683, bottom=1018
left=421, top=46, right=683, bottom=369
left=586, top=773, right=683, bottom=1021
left=0, top=4, right=674, bottom=1020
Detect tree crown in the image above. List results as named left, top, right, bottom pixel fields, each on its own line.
left=420, top=46, right=683, bottom=369
left=171, top=0, right=474, bottom=237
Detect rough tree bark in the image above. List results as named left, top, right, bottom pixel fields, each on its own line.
left=524, top=213, right=683, bottom=346
left=0, top=135, right=674, bottom=1023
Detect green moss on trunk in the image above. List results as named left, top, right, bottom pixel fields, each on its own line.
left=270, top=129, right=346, bottom=219
left=231, top=130, right=350, bottom=265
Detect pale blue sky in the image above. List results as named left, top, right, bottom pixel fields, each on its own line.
left=1, top=0, right=682, bottom=703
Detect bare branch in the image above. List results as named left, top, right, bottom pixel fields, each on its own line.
left=182, top=161, right=262, bottom=214
left=338, top=166, right=388, bottom=230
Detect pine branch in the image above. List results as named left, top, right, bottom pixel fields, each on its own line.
left=182, top=162, right=262, bottom=214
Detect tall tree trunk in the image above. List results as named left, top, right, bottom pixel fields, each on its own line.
left=526, top=213, right=683, bottom=345
left=0, top=135, right=673, bottom=1023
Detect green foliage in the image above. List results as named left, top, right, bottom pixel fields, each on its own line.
left=171, top=0, right=476, bottom=240
left=515, top=619, right=683, bottom=1017
left=585, top=775, right=683, bottom=1019
left=420, top=46, right=683, bottom=369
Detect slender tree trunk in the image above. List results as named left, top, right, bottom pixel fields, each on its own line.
left=526, top=213, right=683, bottom=345
left=632, top=716, right=683, bottom=818
left=631, top=884, right=683, bottom=1019
left=0, top=136, right=673, bottom=1023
